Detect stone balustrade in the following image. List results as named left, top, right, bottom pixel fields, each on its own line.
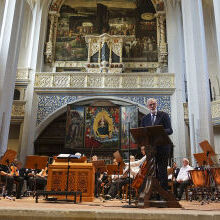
left=184, top=100, right=220, bottom=125
left=16, top=68, right=30, bottom=83
left=34, top=72, right=175, bottom=91
left=11, top=100, right=26, bottom=119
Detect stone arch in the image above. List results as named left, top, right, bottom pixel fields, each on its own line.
left=35, top=96, right=149, bottom=141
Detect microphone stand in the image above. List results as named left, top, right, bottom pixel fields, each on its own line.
left=65, top=155, right=71, bottom=200
left=128, top=122, right=131, bottom=205
left=122, top=122, right=136, bottom=208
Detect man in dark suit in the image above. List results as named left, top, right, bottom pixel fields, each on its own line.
left=141, top=98, right=173, bottom=191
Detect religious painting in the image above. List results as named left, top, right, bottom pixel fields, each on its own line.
left=85, top=107, right=120, bottom=149
left=65, top=105, right=84, bottom=149
left=121, top=106, right=138, bottom=149
left=123, top=21, right=158, bottom=62
left=55, top=5, right=90, bottom=61
left=54, top=0, right=158, bottom=62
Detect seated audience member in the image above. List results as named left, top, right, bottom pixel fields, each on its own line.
left=168, top=162, right=180, bottom=181
left=172, top=162, right=180, bottom=181
left=173, top=158, right=193, bottom=200
left=0, top=159, right=24, bottom=199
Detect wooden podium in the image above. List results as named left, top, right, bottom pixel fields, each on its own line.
left=130, top=125, right=181, bottom=208
left=46, top=157, right=95, bottom=202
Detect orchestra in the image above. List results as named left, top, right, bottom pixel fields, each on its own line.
left=0, top=139, right=219, bottom=206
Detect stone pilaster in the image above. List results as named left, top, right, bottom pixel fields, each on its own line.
left=0, top=0, right=6, bottom=33
left=164, top=0, right=188, bottom=164
left=212, top=0, right=220, bottom=99
left=19, top=0, right=50, bottom=162
left=0, top=0, right=25, bottom=156
left=181, top=0, right=214, bottom=164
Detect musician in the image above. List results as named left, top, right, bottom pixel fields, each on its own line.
left=0, top=159, right=24, bottom=199
left=28, top=166, right=48, bottom=191
left=92, top=155, right=102, bottom=197
left=173, top=158, right=193, bottom=201
left=129, top=146, right=146, bottom=167
left=105, top=155, right=139, bottom=200
left=141, top=98, right=173, bottom=191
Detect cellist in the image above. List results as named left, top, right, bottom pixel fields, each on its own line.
left=129, top=146, right=147, bottom=191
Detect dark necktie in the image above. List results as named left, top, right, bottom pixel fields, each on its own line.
left=151, top=114, right=155, bottom=125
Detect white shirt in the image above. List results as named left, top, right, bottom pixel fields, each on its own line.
left=176, top=165, right=193, bottom=182
left=123, top=164, right=140, bottom=179
left=128, top=155, right=146, bottom=168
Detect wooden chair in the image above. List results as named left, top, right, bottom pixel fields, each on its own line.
left=121, top=184, right=128, bottom=200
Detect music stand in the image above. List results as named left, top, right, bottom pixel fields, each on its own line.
left=199, top=140, right=215, bottom=166
left=194, top=153, right=214, bottom=167
left=113, top=151, right=125, bottom=168
left=0, top=150, right=17, bottom=166
left=25, top=155, right=49, bottom=196
left=92, top=160, right=107, bottom=173
left=106, top=164, right=123, bottom=175
left=25, top=155, right=49, bottom=170
left=130, top=125, right=181, bottom=208
left=199, top=140, right=215, bottom=156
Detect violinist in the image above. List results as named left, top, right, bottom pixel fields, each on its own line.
left=0, top=159, right=24, bottom=199
left=28, top=166, right=48, bottom=191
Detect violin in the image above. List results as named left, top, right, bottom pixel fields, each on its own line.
left=10, top=164, right=19, bottom=176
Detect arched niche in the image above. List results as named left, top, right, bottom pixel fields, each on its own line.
left=13, top=89, right=21, bottom=100
left=34, top=96, right=148, bottom=159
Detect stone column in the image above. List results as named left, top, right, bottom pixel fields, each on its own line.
left=213, top=0, right=220, bottom=76
left=19, top=0, right=50, bottom=162
left=212, top=0, right=220, bottom=99
left=181, top=0, right=214, bottom=163
left=164, top=0, right=189, bottom=164
left=203, top=0, right=220, bottom=101
left=0, top=0, right=25, bottom=156
left=0, top=0, right=6, bottom=33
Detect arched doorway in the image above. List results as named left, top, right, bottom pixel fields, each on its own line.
left=34, top=97, right=147, bottom=161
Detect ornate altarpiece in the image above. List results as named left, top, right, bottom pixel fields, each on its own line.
left=45, top=0, right=168, bottom=72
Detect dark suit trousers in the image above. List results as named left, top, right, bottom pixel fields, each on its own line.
left=155, top=145, right=170, bottom=191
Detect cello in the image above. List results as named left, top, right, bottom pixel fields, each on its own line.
left=131, top=160, right=148, bottom=190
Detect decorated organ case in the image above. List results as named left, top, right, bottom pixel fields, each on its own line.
left=46, top=157, right=95, bottom=202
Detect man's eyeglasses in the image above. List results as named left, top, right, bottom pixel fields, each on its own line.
left=148, top=103, right=156, bottom=106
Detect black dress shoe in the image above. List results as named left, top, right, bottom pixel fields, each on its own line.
left=105, top=194, right=112, bottom=200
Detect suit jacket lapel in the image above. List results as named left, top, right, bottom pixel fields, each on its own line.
left=154, top=111, right=161, bottom=125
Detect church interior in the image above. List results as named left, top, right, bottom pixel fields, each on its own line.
left=1, top=0, right=220, bottom=218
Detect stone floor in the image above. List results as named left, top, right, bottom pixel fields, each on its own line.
left=0, top=197, right=220, bottom=220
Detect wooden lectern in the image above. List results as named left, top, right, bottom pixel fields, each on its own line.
left=46, top=157, right=95, bottom=202
left=130, top=125, right=181, bottom=208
